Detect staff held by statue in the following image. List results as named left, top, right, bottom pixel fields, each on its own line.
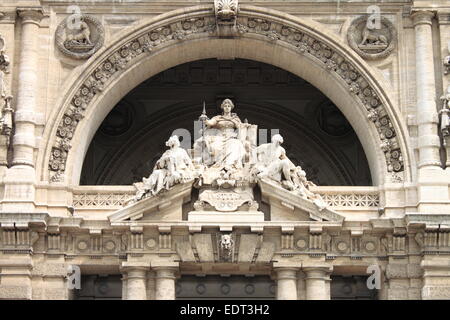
left=198, top=101, right=209, bottom=165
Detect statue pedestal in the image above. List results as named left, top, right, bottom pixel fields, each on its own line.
left=187, top=210, right=265, bottom=223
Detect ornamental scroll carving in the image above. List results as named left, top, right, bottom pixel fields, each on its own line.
left=48, top=9, right=405, bottom=182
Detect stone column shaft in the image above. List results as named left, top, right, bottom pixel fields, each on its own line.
left=304, top=267, right=332, bottom=300
left=155, top=268, right=177, bottom=300
left=275, top=268, right=298, bottom=300
left=12, top=8, right=43, bottom=168
left=125, top=268, right=147, bottom=300
left=412, top=11, right=441, bottom=168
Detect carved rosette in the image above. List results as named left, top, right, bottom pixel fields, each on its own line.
left=347, top=15, right=397, bottom=60
left=48, top=11, right=404, bottom=182
left=55, top=14, right=105, bottom=60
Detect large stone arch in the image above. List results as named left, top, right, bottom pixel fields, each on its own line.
left=38, top=5, right=411, bottom=186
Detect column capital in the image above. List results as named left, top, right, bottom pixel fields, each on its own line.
left=120, top=261, right=150, bottom=273
left=153, top=267, right=178, bottom=280
left=0, top=11, right=17, bottom=24
left=275, top=268, right=299, bottom=281
left=411, top=10, right=435, bottom=27
left=303, top=265, right=333, bottom=279
left=17, top=7, right=44, bottom=25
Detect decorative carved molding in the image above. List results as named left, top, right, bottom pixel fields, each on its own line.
left=73, top=191, right=134, bottom=208
left=48, top=9, right=405, bottom=182
left=347, top=15, right=397, bottom=60
left=72, top=189, right=380, bottom=209
left=55, top=14, right=105, bottom=60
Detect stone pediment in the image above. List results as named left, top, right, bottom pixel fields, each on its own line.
left=258, top=179, right=345, bottom=222
left=108, top=180, right=194, bottom=222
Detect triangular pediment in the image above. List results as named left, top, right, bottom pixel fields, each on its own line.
left=108, top=181, right=194, bottom=222
left=258, top=179, right=345, bottom=222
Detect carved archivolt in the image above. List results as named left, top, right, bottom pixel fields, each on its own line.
left=55, top=14, right=105, bottom=60
left=347, top=16, right=397, bottom=60
left=48, top=8, right=404, bottom=182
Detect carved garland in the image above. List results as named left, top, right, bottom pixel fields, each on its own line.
left=49, top=12, right=404, bottom=182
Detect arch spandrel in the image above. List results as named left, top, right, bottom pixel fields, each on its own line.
left=38, top=5, right=411, bottom=186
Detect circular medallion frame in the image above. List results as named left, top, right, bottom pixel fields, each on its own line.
left=55, top=14, right=105, bottom=60
left=347, top=15, right=397, bottom=60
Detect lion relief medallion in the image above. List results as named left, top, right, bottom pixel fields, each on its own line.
left=347, top=15, right=397, bottom=60
left=55, top=14, right=105, bottom=60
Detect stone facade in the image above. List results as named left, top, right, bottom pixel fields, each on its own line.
left=0, top=0, right=449, bottom=300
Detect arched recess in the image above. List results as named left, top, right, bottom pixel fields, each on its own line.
left=39, top=5, right=411, bottom=186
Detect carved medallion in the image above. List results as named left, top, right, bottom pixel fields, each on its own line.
left=347, top=16, right=397, bottom=60
left=55, top=14, right=105, bottom=60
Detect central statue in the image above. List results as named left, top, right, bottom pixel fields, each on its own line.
left=129, top=98, right=326, bottom=211
left=195, top=98, right=247, bottom=168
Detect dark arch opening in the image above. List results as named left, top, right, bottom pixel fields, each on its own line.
left=80, top=58, right=372, bottom=186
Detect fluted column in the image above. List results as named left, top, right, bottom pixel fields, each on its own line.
left=304, top=266, right=332, bottom=300
left=154, top=268, right=177, bottom=300
left=12, top=8, right=43, bottom=168
left=412, top=11, right=441, bottom=169
left=275, top=268, right=298, bottom=300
